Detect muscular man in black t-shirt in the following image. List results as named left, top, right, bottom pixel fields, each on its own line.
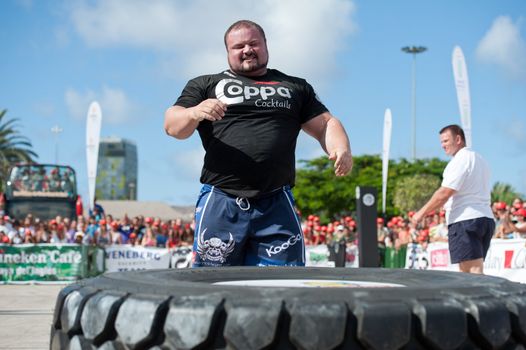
left=164, top=20, right=352, bottom=267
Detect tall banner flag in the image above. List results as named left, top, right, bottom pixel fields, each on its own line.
left=382, top=109, right=392, bottom=214
left=86, top=101, right=102, bottom=210
left=452, top=46, right=472, bottom=147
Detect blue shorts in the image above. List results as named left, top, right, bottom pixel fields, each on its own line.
left=448, top=217, right=495, bottom=264
left=192, top=184, right=305, bottom=267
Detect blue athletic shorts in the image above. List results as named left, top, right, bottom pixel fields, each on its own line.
left=192, top=184, right=305, bottom=267
left=448, top=217, right=495, bottom=264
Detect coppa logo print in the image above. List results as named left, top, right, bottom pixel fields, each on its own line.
left=215, top=78, right=292, bottom=109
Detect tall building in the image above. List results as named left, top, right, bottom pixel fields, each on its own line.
left=95, top=137, right=138, bottom=200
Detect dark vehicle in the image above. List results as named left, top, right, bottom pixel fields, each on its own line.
left=0, top=163, right=82, bottom=220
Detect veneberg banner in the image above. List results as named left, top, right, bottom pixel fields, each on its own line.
left=86, top=101, right=102, bottom=210
left=105, top=246, right=171, bottom=272
left=452, top=46, right=472, bottom=147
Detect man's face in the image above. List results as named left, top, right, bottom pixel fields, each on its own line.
left=440, top=130, right=463, bottom=156
left=226, top=25, right=268, bottom=77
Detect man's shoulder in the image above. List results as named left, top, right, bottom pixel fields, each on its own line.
left=450, top=147, right=474, bottom=163
left=456, top=147, right=489, bottom=166
left=457, top=147, right=484, bottom=158
left=187, top=71, right=233, bottom=84
left=191, top=69, right=236, bottom=80
left=266, top=69, right=307, bottom=83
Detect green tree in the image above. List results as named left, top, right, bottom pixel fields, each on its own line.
left=491, top=182, right=524, bottom=204
left=294, top=157, right=354, bottom=223
left=293, top=155, right=447, bottom=221
left=392, top=174, right=441, bottom=213
left=0, top=109, right=38, bottom=191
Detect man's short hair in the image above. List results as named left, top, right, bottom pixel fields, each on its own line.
left=224, top=20, right=266, bottom=47
left=440, top=124, right=466, bottom=143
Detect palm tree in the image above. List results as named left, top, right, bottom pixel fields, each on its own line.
left=0, top=109, right=38, bottom=191
left=491, top=182, right=523, bottom=204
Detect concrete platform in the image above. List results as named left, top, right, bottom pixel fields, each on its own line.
left=0, top=284, right=64, bottom=350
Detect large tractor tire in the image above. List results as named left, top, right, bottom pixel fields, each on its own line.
left=50, top=267, right=526, bottom=349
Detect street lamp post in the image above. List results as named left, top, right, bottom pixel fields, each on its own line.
left=128, top=182, right=136, bottom=200
left=402, top=46, right=427, bottom=162
left=51, top=125, right=63, bottom=164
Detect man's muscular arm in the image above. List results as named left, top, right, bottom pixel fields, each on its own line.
left=412, top=187, right=456, bottom=224
left=302, top=112, right=353, bottom=176
left=164, top=99, right=227, bottom=139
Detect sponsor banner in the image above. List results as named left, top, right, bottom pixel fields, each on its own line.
left=483, top=239, right=526, bottom=283
left=105, top=245, right=171, bottom=272
left=405, top=243, right=432, bottom=270
left=405, top=239, right=526, bottom=283
left=170, top=247, right=193, bottom=268
left=345, top=245, right=359, bottom=268
left=383, top=245, right=408, bottom=268
left=305, top=245, right=333, bottom=267
left=0, top=244, right=86, bottom=283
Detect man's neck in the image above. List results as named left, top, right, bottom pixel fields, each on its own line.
left=451, top=145, right=466, bottom=156
left=230, top=68, right=268, bottom=78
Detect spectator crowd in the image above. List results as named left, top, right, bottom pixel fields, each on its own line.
left=301, top=197, right=526, bottom=251
left=0, top=208, right=194, bottom=250
left=0, top=197, right=525, bottom=251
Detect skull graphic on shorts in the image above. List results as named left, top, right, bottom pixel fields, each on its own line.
left=196, top=228, right=235, bottom=263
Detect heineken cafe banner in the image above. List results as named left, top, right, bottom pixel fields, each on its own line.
left=0, top=244, right=89, bottom=283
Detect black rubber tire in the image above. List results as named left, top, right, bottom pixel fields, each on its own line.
left=50, top=267, right=526, bottom=350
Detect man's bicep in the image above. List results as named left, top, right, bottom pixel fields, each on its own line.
left=438, top=186, right=457, bottom=198
left=301, top=112, right=331, bottom=140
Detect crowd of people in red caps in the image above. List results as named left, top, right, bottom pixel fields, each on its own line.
left=0, top=198, right=525, bottom=249
left=0, top=212, right=194, bottom=249
left=300, top=197, right=526, bottom=250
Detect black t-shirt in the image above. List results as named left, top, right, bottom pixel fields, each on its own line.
left=175, top=69, right=328, bottom=198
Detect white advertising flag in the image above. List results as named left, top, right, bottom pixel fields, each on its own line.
left=382, top=109, right=392, bottom=214
left=452, top=46, right=472, bottom=147
left=86, top=101, right=102, bottom=210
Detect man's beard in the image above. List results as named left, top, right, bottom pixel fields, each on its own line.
left=238, top=55, right=267, bottom=73
left=240, top=59, right=267, bottom=73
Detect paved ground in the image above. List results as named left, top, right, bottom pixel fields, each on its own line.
left=0, top=284, right=65, bottom=350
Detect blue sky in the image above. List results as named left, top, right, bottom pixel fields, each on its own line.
left=1, top=0, right=525, bottom=206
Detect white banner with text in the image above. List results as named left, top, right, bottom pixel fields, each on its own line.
left=405, top=239, right=526, bottom=283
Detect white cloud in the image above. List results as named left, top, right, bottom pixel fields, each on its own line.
left=65, top=86, right=135, bottom=124
left=476, top=16, right=526, bottom=80
left=68, top=0, right=357, bottom=83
